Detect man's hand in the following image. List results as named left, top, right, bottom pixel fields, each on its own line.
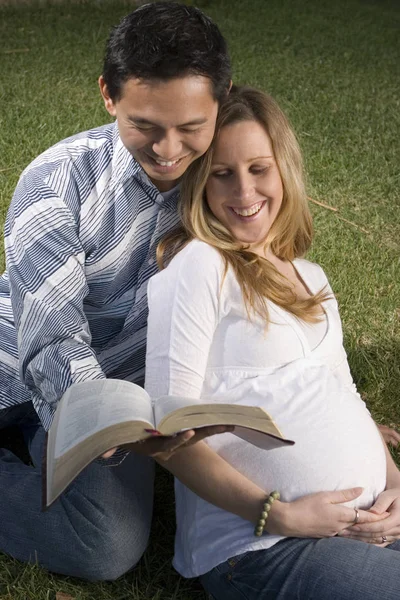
left=378, top=424, right=400, bottom=447
left=102, top=425, right=234, bottom=461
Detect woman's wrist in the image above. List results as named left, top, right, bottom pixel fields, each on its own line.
left=265, top=499, right=288, bottom=535
left=254, top=491, right=281, bottom=536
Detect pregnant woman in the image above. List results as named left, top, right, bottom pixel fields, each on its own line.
left=145, top=86, right=400, bottom=599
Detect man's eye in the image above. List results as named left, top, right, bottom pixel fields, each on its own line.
left=132, top=124, right=154, bottom=132
left=180, top=127, right=201, bottom=134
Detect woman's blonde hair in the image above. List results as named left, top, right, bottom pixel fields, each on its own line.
left=158, top=85, right=328, bottom=323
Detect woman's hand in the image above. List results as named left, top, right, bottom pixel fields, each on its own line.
left=339, top=488, right=400, bottom=546
left=378, top=424, right=400, bottom=447
left=266, top=487, right=388, bottom=539
left=102, top=425, right=234, bottom=460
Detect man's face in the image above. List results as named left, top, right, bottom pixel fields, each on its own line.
left=99, top=75, right=219, bottom=192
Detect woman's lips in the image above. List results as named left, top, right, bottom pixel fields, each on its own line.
left=229, top=200, right=266, bottom=221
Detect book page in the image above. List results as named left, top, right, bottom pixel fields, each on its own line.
left=234, top=426, right=293, bottom=450
left=54, top=379, right=154, bottom=458
left=153, top=394, right=202, bottom=426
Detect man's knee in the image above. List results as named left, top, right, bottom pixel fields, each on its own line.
left=62, top=518, right=151, bottom=581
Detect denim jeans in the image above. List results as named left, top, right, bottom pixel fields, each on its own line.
left=0, top=402, right=154, bottom=580
left=200, top=536, right=400, bottom=600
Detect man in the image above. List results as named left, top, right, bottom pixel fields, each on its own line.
left=0, top=2, right=231, bottom=581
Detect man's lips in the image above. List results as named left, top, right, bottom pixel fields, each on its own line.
left=145, top=153, right=189, bottom=168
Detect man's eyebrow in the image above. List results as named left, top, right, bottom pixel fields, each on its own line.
left=127, top=116, right=208, bottom=127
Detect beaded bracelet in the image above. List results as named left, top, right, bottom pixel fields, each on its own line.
left=254, top=490, right=280, bottom=537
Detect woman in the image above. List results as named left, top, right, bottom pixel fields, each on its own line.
left=145, top=86, right=400, bottom=599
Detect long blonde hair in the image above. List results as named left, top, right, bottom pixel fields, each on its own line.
left=158, top=86, right=329, bottom=323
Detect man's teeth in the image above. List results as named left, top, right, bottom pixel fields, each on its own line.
left=232, top=202, right=263, bottom=217
left=154, top=158, right=180, bottom=167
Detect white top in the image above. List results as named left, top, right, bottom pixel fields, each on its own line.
left=145, top=239, right=386, bottom=578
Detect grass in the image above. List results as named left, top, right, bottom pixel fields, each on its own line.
left=0, top=0, right=399, bottom=597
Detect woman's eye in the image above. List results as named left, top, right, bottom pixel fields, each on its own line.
left=251, top=166, right=269, bottom=174
left=211, top=170, right=231, bottom=178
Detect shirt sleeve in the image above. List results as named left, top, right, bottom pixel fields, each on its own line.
left=145, top=242, right=224, bottom=401
left=5, top=171, right=105, bottom=429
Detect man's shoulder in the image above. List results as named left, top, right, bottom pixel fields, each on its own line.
left=11, top=122, right=128, bottom=208
left=24, top=122, right=117, bottom=176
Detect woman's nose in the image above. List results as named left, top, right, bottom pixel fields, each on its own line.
left=234, top=175, right=254, bottom=201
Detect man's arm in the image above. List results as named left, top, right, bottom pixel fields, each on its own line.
left=6, top=173, right=105, bottom=428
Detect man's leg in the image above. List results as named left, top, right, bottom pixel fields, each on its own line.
left=0, top=405, right=154, bottom=581
left=200, top=536, right=400, bottom=600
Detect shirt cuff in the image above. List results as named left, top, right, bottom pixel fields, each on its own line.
left=96, top=447, right=129, bottom=467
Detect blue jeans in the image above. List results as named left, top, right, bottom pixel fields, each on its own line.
left=0, top=402, right=154, bottom=581
left=200, top=536, right=400, bottom=599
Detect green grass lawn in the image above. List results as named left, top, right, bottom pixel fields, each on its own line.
left=0, top=0, right=399, bottom=597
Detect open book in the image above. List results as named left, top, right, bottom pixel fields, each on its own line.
left=44, top=379, right=294, bottom=508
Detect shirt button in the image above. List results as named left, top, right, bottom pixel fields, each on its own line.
left=148, top=257, right=155, bottom=265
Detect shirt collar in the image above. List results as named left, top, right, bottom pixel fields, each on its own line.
left=109, top=123, right=181, bottom=211
left=109, top=123, right=152, bottom=191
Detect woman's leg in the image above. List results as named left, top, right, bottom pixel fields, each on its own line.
left=200, top=536, right=400, bottom=600
left=0, top=405, right=154, bottom=581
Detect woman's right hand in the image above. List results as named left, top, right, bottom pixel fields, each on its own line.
left=266, top=487, right=389, bottom=538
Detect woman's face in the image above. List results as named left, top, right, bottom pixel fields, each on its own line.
left=205, top=120, right=284, bottom=254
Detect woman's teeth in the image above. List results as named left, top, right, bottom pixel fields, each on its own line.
left=232, top=202, right=263, bottom=217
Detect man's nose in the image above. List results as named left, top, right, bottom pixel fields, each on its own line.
left=152, top=131, right=182, bottom=160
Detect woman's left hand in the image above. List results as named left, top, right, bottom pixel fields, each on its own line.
left=338, top=488, right=400, bottom=546
left=378, top=424, right=400, bottom=447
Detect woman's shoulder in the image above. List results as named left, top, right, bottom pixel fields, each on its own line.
left=293, top=257, right=330, bottom=287
left=150, top=240, right=226, bottom=292
left=166, top=239, right=225, bottom=274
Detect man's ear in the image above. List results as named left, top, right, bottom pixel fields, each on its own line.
left=98, top=75, right=117, bottom=117
left=227, top=80, right=233, bottom=94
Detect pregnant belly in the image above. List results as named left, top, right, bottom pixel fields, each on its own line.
left=207, top=363, right=387, bottom=509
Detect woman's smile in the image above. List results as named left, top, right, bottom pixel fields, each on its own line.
left=229, top=200, right=267, bottom=220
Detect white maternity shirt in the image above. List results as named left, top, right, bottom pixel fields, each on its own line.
left=145, top=239, right=386, bottom=578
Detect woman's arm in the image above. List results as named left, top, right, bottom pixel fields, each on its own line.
left=158, top=441, right=266, bottom=522
left=159, top=439, right=385, bottom=537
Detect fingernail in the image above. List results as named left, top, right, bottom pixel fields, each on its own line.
left=144, top=429, right=162, bottom=436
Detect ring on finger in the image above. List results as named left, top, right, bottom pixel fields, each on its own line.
left=352, top=508, right=360, bottom=525
left=382, top=535, right=388, bottom=543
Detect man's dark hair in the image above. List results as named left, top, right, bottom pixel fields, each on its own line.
left=102, top=1, right=231, bottom=102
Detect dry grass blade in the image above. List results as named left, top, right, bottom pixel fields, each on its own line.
left=308, top=196, right=338, bottom=212
left=335, top=215, right=370, bottom=235
left=2, top=48, right=30, bottom=54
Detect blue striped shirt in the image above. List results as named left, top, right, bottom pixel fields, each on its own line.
left=0, top=122, right=180, bottom=430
